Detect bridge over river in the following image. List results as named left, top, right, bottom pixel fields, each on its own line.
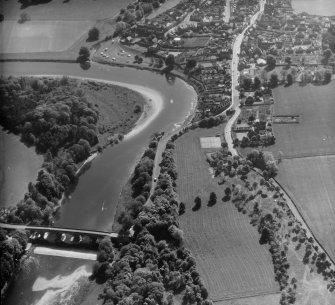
left=0, top=223, right=119, bottom=260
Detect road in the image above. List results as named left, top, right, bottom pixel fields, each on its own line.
left=0, top=223, right=118, bottom=238
left=222, top=0, right=335, bottom=270
left=224, top=0, right=266, bottom=155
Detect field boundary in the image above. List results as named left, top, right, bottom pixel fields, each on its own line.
left=250, top=166, right=335, bottom=267
left=273, top=176, right=335, bottom=266
left=281, top=152, right=335, bottom=160
left=213, top=291, right=280, bottom=303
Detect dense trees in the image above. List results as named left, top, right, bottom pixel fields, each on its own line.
left=100, top=136, right=211, bottom=304
left=247, top=150, right=278, bottom=179
left=0, top=76, right=101, bottom=226
left=0, top=229, right=28, bottom=292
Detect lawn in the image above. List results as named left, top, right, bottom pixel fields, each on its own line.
left=276, top=155, right=335, bottom=262
left=269, top=81, right=335, bottom=158
left=174, top=126, right=279, bottom=300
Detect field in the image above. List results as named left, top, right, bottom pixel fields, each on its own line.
left=174, top=125, right=279, bottom=301
left=0, top=0, right=134, bottom=54
left=270, top=82, right=335, bottom=158
left=80, top=80, right=145, bottom=143
left=277, top=156, right=335, bottom=262
left=1, top=0, right=129, bottom=20
left=0, top=20, right=95, bottom=53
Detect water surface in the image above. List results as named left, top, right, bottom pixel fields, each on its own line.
left=292, top=0, right=335, bottom=16
left=0, top=128, right=43, bottom=207
left=0, top=62, right=197, bottom=231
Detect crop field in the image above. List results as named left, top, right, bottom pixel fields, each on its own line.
left=269, top=82, right=335, bottom=158
left=174, top=126, right=279, bottom=300
left=0, top=20, right=95, bottom=53
left=276, top=155, right=335, bottom=262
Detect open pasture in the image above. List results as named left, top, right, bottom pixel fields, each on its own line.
left=270, top=82, right=335, bottom=158
left=1, top=0, right=130, bottom=20
left=0, top=20, right=94, bottom=53
left=277, top=155, right=335, bottom=262
left=174, top=126, right=278, bottom=300
left=0, top=0, right=134, bottom=54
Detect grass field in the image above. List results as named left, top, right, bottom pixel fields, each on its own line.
left=174, top=125, right=279, bottom=300
left=277, top=155, right=335, bottom=262
left=0, top=0, right=134, bottom=54
left=270, top=81, right=335, bottom=158
left=80, top=80, right=145, bottom=143
left=1, top=0, right=130, bottom=20
left=0, top=20, right=95, bottom=53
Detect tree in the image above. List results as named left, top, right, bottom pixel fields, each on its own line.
left=284, top=56, right=292, bottom=66
left=324, top=71, right=332, bottom=84
left=123, top=10, right=136, bottom=24
left=88, top=27, right=100, bottom=41
left=270, top=73, right=278, bottom=88
left=192, top=196, right=201, bottom=211
left=141, top=3, right=154, bottom=15
left=208, top=192, right=217, bottom=207
left=259, top=228, right=271, bottom=244
left=266, top=55, right=276, bottom=70
left=324, top=48, right=332, bottom=59
left=242, top=76, right=252, bottom=91
left=153, top=1, right=159, bottom=8
left=179, top=202, right=186, bottom=215
left=185, top=59, right=197, bottom=72
left=115, top=21, right=127, bottom=36
left=77, top=47, right=90, bottom=63
left=165, top=54, right=175, bottom=68
left=286, top=73, right=293, bottom=86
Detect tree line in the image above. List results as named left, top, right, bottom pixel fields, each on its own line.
left=94, top=137, right=212, bottom=304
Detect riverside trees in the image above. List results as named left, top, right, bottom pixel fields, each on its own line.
left=0, top=229, right=28, bottom=293
left=104, top=138, right=212, bottom=305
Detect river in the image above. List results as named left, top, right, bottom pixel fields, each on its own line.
left=0, top=128, right=43, bottom=207
left=0, top=62, right=197, bottom=232
left=1, top=61, right=196, bottom=305
left=292, top=0, right=335, bottom=16
left=4, top=255, right=94, bottom=305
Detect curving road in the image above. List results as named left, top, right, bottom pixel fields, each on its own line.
left=224, top=0, right=266, bottom=155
